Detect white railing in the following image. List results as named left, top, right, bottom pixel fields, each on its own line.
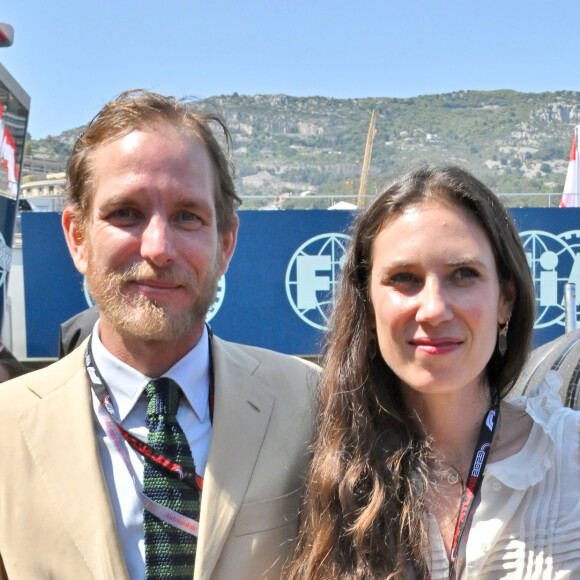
left=18, top=191, right=571, bottom=213
left=238, top=191, right=568, bottom=209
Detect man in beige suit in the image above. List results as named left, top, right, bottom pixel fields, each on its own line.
left=0, top=91, right=317, bottom=579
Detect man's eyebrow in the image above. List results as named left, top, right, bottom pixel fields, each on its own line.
left=176, top=198, right=212, bottom=209
left=97, top=194, right=135, bottom=207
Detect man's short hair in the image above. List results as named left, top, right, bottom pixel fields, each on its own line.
left=66, top=89, right=241, bottom=233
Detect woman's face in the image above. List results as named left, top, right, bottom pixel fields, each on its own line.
left=369, top=200, right=514, bottom=402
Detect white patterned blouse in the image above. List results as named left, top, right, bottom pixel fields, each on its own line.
left=428, top=371, right=580, bottom=579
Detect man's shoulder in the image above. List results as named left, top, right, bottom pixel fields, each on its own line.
left=0, top=344, right=88, bottom=411
left=212, top=336, right=320, bottom=407
left=212, top=335, right=320, bottom=374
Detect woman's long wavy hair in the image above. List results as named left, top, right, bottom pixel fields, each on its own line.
left=285, top=166, right=536, bottom=579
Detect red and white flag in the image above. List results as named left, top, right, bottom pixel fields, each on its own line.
left=560, top=126, right=580, bottom=207
left=0, top=101, right=19, bottom=197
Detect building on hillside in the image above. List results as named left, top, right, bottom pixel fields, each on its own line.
left=19, top=172, right=66, bottom=212
left=21, top=155, right=64, bottom=176
left=20, top=171, right=66, bottom=198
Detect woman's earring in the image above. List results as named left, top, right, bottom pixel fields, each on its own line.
left=498, top=314, right=511, bottom=357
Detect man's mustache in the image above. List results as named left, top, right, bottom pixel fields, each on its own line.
left=107, top=262, right=192, bottom=289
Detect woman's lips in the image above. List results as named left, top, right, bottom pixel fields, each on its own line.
left=408, top=337, right=463, bottom=354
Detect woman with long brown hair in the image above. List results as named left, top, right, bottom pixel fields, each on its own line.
left=286, top=166, right=580, bottom=579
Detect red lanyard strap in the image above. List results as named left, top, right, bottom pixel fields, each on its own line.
left=447, top=400, right=499, bottom=579
left=91, top=390, right=200, bottom=536
left=85, top=334, right=214, bottom=493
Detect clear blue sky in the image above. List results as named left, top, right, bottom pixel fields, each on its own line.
left=2, top=0, right=577, bottom=139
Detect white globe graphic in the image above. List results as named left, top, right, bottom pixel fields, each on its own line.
left=206, top=275, right=226, bottom=322
left=83, top=274, right=226, bottom=322
left=285, top=233, right=350, bottom=330
left=519, top=230, right=578, bottom=329
left=83, top=275, right=93, bottom=307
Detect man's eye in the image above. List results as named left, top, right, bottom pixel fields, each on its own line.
left=177, top=212, right=203, bottom=227
left=107, top=208, right=139, bottom=222
left=111, top=209, right=133, bottom=219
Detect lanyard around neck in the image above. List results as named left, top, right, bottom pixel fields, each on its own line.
left=446, top=399, right=500, bottom=579
left=85, top=331, right=215, bottom=493
left=91, top=389, right=200, bottom=536
left=423, top=397, right=500, bottom=580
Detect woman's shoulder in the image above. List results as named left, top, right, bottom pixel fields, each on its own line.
left=487, top=371, right=580, bottom=489
left=514, top=370, right=580, bottom=433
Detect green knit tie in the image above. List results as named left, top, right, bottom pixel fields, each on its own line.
left=143, top=377, right=199, bottom=579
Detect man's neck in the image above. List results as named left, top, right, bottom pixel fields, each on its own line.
left=98, top=320, right=205, bottom=377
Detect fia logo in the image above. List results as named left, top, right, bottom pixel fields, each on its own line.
left=0, top=231, right=11, bottom=289
left=83, top=274, right=226, bottom=322
left=285, top=233, right=350, bottom=330
left=520, top=230, right=580, bottom=328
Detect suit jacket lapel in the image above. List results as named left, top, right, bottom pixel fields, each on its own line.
left=195, top=338, right=275, bottom=580
left=18, top=348, right=129, bottom=579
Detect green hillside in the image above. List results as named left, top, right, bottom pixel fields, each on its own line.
left=26, top=89, right=580, bottom=209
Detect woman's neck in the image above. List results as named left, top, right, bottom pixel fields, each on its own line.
left=404, top=384, right=493, bottom=471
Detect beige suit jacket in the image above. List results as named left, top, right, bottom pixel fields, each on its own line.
left=0, top=337, right=318, bottom=579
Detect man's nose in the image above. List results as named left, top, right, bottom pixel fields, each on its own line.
left=140, top=215, right=177, bottom=267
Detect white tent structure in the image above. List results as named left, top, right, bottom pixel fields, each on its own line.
left=328, top=201, right=357, bottom=210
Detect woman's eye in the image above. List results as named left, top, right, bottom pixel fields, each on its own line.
left=389, top=272, right=419, bottom=286
left=453, top=268, right=480, bottom=282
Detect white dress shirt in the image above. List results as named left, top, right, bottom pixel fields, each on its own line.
left=90, top=322, right=212, bottom=580
left=428, top=371, right=580, bottom=579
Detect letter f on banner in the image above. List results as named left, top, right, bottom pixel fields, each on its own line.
left=296, top=255, right=331, bottom=310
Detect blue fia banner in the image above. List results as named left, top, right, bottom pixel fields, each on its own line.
left=21, top=208, right=580, bottom=357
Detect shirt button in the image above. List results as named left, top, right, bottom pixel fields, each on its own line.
left=492, top=481, right=502, bottom=491
left=481, top=542, right=490, bottom=552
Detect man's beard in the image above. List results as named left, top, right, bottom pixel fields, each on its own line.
left=85, top=258, right=220, bottom=343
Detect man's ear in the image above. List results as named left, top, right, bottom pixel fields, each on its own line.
left=217, top=214, right=239, bottom=276
left=62, top=207, right=89, bottom=275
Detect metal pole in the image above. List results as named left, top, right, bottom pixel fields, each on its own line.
left=565, top=282, right=577, bottom=332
